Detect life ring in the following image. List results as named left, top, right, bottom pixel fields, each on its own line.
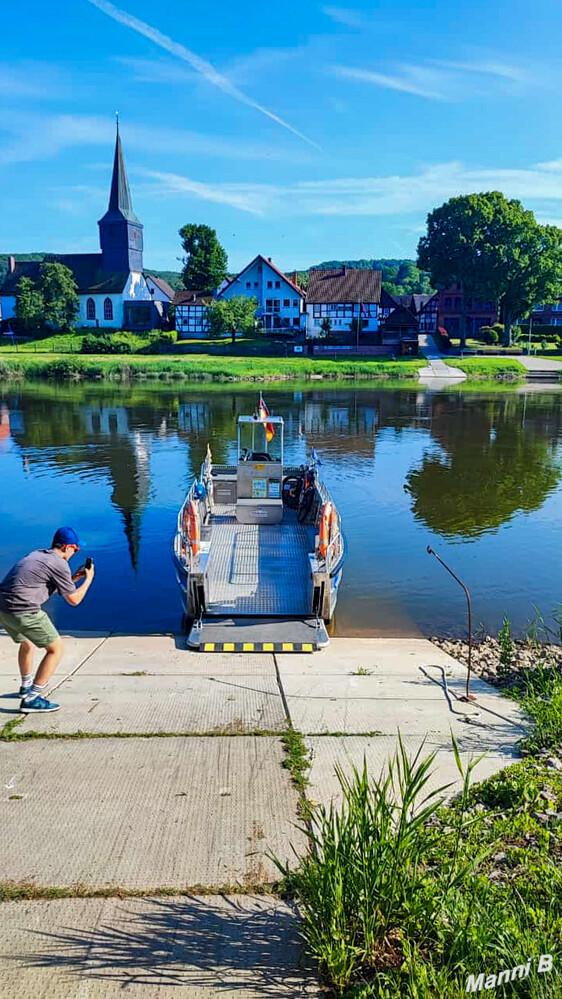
left=318, top=501, right=333, bottom=558
left=329, top=504, right=339, bottom=541
left=182, top=499, right=200, bottom=556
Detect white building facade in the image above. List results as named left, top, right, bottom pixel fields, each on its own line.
left=219, top=255, right=305, bottom=332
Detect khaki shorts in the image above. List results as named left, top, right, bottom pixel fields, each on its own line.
left=0, top=609, right=60, bottom=648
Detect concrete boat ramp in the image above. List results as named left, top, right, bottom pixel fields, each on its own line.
left=0, top=633, right=526, bottom=997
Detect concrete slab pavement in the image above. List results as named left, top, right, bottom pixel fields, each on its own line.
left=14, top=674, right=287, bottom=735
left=276, top=637, right=466, bottom=675
left=79, top=634, right=276, bottom=676
left=0, top=895, right=320, bottom=998
left=0, top=737, right=305, bottom=889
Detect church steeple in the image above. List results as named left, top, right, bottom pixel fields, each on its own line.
left=98, top=116, right=144, bottom=273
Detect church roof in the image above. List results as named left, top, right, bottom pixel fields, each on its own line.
left=98, top=122, right=141, bottom=226
left=0, top=256, right=129, bottom=296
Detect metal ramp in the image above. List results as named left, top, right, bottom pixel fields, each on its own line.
left=187, top=616, right=330, bottom=653
left=203, top=505, right=314, bottom=617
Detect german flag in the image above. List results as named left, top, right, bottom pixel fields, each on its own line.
left=258, top=393, right=275, bottom=443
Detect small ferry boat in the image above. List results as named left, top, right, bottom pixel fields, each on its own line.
left=173, top=397, right=345, bottom=651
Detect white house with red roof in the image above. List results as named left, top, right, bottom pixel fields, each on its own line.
left=218, top=255, right=305, bottom=332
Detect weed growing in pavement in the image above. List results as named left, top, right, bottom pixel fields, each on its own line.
left=351, top=667, right=373, bottom=675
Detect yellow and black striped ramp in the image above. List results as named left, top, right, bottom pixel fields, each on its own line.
left=201, top=641, right=317, bottom=653
left=187, top=617, right=329, bottom=653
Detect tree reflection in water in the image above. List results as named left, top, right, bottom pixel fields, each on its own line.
left=405, top=394, right=562, bottom=539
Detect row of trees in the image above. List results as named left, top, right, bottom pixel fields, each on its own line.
left=417, top=192, right=562, bottom=346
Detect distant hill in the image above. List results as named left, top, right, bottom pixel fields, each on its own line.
left=146, top=269, right=184, bottom=290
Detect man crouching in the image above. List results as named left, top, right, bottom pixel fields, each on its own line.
left=0, top=527, right=95, bottom=714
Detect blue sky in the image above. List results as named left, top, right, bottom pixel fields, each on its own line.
left=2, top=0, right=562, bottom=273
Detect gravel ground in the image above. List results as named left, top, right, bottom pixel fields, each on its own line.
left=431, top=636, right=562, bottom=687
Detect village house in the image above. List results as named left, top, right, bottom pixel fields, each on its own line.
left=379, top=304, right=420, bottom=355
left=219, top=254, right=305, bottom=332
left=530, top=298, right=562, bottom=326
left=0, top=123, right=173, bottom=331
left=306, top=265, right=395, bottom=338
left=174, top=254, right=305, bottom=339
left=435, top=284, right=498, bottom=337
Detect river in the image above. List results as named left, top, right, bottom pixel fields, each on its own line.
left=1, top=381, right=561, bottom=639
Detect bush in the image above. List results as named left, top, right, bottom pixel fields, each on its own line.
left=138, top=330, right=178, bottom=354
left=480, top=324, right=502, bottom=345
left=434, top=329, right=451, bottom=352
left=81, top=334, right=132, bottom=354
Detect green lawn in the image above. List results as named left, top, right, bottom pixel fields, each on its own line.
left=0, top=352, right=426, bottom=383
left=446, top=357, right=527, bottom=379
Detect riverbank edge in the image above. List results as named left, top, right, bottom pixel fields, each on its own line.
left=0, top=354, right=529, bottom=383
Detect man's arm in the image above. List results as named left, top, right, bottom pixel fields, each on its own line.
left=64, top=565, right=95, bottom=607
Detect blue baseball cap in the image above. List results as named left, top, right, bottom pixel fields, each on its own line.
left=52, top=526, right=82, bottom=548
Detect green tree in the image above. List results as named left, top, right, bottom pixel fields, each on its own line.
left=15, top=276, right=44, bottom=333
left=207, top=296, right=258, bottom=344
left=179, top=223, right=228, bottom=291
left=38, top=263, right=79, bottom=331
left=417, top=192, right=562, bottom=346
left=319, top=317, right=332, bottom=338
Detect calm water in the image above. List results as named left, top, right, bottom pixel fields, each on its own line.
left=1, top=381, right=561, bottom=638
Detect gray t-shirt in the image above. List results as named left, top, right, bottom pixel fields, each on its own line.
left=0, top=549, right=76, bottom=614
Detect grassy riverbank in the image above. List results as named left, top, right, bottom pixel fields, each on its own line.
left=445, top=357, right=528, bottom=380
left=0, top=353, right=426, bottom=383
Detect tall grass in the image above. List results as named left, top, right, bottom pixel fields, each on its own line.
left=276, top=736, right=562, bottom=997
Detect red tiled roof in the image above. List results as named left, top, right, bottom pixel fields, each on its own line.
left=308, top=267, right=382, bottom=304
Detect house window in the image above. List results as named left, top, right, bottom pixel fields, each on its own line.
left=313, top=304, right=321, bottom=318
left=283, top=299, right=290, bottom=307
left=275, top=281, right=280, bottom=288
left=534, top=304, right=545, bottom=311
left=103, top=298, right=113, bottom=321
left=293, top=299, right=298, bottom=307
left=254, top=282, right=258, bottom=287
left=267, top=281, right=273, bottom=288
left=246, top=282, right=251, bottom=288
left=86, top=298, right=96, bottom=320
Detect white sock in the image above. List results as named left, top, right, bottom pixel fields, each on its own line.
left=20, top=674, right=32, bottom=690
left=23, top=682, right=46, bottom=703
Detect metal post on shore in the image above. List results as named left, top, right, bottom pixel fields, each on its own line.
left=527, top=314, right=533, bottom=355
left=426, top=545, right=476, bottom=701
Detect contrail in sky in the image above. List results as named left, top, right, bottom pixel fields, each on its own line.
left=87, top=0, right=321, bottom=149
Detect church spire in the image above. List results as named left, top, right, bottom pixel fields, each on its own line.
left=105, top=113, right=140, bottom=224
left=98, top=116, right=144, bottom=273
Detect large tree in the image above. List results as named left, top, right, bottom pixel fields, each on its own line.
left=417, top=192, right=562, bottom=346
left=207, top=296, right=258, bottom=344
left=15, top=276, right=44, bottom=333
left=38, top=262, right=79, bottom=331
left=179, top=223, right=228, bottom=292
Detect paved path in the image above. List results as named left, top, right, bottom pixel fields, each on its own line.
left=0, top=633, right=527, bottom=996
left=512, top=354, right=562, bottom=373
left=418, top=333, right=467, bottom=381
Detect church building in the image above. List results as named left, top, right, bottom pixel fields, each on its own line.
left=1, top=123, right=173, bottom=331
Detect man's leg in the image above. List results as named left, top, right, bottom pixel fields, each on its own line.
left=18, top=639, right=34, bottom=679
left=18, top=639, right=35, bottom=695
left=33, top=638, right=64, bottom=687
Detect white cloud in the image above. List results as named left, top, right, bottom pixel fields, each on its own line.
left=138, top=160, right=562, bottom=219
left=0, top=62, right=66, bottom=99
left=321, top=6, right=364, bottom=28
left=87, top=0, right=321, bottom=148
left=0, top=113, right=312, bottom=166
left=332, top=64, right=448, bottom=100
left=331, top=54, right=557, bottom=101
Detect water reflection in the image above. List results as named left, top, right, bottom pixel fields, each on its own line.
left=405, top=395, right=562, bottom=538
left=1, top=383, right=561, bottom=635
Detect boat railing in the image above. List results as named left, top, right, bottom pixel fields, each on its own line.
left=314, top=477, right=345, bottom=575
